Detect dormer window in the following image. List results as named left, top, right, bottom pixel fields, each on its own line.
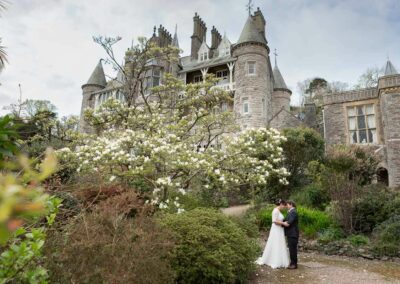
left=198, top=41, right=210, bottom=62
left=219, top=47, right=230, bottom=57
left=217, top=35, right=232, bottom=58
left=200, top=51, right=208, bottom=62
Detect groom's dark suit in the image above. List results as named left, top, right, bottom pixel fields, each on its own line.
left=284, top=208, right=299, bottom=266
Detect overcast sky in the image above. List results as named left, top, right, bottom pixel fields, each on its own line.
left=0, top=0, right=399, bottom=117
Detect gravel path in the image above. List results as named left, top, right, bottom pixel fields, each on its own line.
left=249, top=252, right=400, bottom=284
left=221, top=204, right=252, bottom=216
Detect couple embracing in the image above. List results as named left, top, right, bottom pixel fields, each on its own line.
left=256, top=200, right=299, bottom=269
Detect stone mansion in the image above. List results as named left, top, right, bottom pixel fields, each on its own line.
left=79, top=8, right=400, bottom=187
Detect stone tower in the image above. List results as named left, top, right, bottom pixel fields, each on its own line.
left=232, top=9, right=273, bottom=130
left=270, top=56, right=292, bottom=129
left=378, top=59, right=400, bottom=187
left=79, top=60, right=107, bottom=132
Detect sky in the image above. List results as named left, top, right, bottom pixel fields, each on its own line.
left=0, top=0, right=399, bottom=117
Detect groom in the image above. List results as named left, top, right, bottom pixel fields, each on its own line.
left=283, top=200, right=299, bottom=269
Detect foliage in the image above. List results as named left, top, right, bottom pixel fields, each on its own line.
left=0, top=0, right=8, bottom=71
left=352, top=184, right=400, bottom=234
left=0, top=115, right=19, bottom=161
left=229, top=214, right=260, bottom=239
left=160, top=208, right=259, bottom=283
left=257, top=205, right=332, bottom=238
left=45, top=189, right=175, bottom=284
left=0, top=197, right=61, bottom=283
left=0, top=149, right=57, bottom=242
left=0, top=150, right=60, bottom=283
left=347, top=234, right=369, bottom=246
left=283, top=127, right=324, bottom=188
left=320, top=145, right=379, bottom=234
left=317, top=227, right=345, bottom=244
left=290, top=183, right=330, bottom=210
left=372, top=215, right=400, bottom=257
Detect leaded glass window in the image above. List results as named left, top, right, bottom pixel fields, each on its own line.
left=347, top=104, right=376, bottom=144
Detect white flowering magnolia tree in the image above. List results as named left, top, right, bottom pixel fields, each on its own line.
left=58, top=38, right=288, bottom=211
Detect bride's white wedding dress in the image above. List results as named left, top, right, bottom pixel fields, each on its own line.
left=256, top=207, right=290, bottom=268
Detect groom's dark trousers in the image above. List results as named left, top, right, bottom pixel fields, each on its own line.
left=284, top=208, right=299, bottom=266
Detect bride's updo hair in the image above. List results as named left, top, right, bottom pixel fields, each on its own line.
left=275, top=199, right=286, bottom=206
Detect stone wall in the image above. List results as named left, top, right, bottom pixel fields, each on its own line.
left=79, top=84, right=103, bottom=133
left=270, top=89, right=291, bottom=129
left=232, top=44, right=273, bottom=129
left=379, top=75, right=400, bottom=187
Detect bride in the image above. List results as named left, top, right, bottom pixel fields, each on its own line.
left=256, top=199, right=290, bottom=268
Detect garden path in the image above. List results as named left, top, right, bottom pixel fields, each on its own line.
left=249, top=252, right=400, bottom=284
left=220, top=204, right=252, bottom=216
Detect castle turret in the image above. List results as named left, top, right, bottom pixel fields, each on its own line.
left=378, top=59, right=400, bottom=187
left=232, top=10, right=273, bottom=130
left=79, top=60, right=106, bottom=132
left=270, top=54, right=292, bottom=129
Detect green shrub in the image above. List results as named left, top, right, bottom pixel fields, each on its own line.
left=348, top=235, right=369, bottom=246
left=256, top=204, right=276, bottom=229
left=160, top=208, right=259, bottom=284
left=290, top=183, right=330, bottom=210
left=230, top=213, right=260, bottom=239
left=257, top=205, right=333, bottom=238
left=352, top=184, right=400, bottom=234
left=318, top=227, right=345, bottom=244
left=280, top=127, right=325, bottom=191
left=297, top=207, right=332, bottom=237
left=372, top=215, right=400, bottom=257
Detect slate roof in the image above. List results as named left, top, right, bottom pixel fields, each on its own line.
left=273, top=65, right=288, bottom=90
left=384, top=60, right=398, bottom=76
left=180, top=55, right=236, bottom=73
left=85, top=60, right=107, bottom=87
left=236, top=16, right=267, bottom=46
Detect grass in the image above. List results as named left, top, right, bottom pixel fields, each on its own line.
left=256, top=205, right=333, bottom=238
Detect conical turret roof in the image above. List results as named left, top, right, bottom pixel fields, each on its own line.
left=237, top=16, right=267, bottom=46
left=85, top=60, right=107, bottom=87
left=172, top=24, right=179, bottom=48
left=384, top=59, right=398, bottom=76
left=273, top=65, right=288, bottom=90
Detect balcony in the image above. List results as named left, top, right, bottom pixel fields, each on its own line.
left=212, top=79, right=236, bottom=91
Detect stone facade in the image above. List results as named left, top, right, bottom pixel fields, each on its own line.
left=323, top=64, right=400, bottom=187
left=79, top=8, right=296, bottom=135
left=233, top=44, right=272, bottom=129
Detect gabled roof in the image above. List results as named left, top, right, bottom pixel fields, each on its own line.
left=85, top=60, right=107, bottom=87
left=384, top=60, right=398, bottom=76
left=237, top=16, right=267, bottom=46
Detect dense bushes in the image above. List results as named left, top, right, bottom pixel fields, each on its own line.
left=280, top=127, right=325, bottom=191
left=160, top=208, right=259, bottom=284
left=372, top=215, right=400, bottom=257
left=290, top=183, right=329, bottom=210
left=255, top=205, right=333, bottom=238
left=45, top=190, right=176, bottom=284
left=352, top=185, right=400, bottom=234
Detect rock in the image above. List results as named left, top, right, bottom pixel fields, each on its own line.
left=360, top=254, right=374, bottom=260
left=358, top=248, right=366, bottom=253
left=381, top=256, right=389, bottom=261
